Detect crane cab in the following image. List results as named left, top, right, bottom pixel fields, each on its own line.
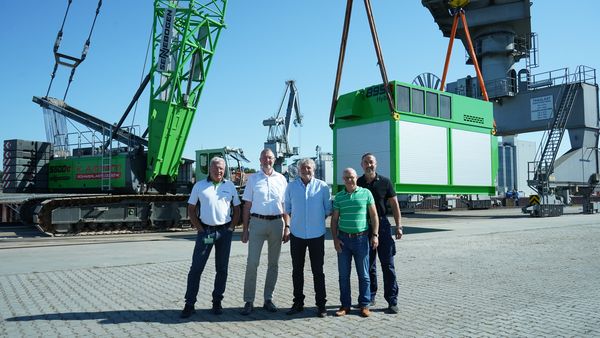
left=195, top=147, right=250, bottom=192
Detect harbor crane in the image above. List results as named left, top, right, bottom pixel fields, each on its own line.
left=263, top=80, right=303, bottom=174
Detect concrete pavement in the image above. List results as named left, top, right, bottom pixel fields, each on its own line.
left=1, top=206, right=599, bottom=337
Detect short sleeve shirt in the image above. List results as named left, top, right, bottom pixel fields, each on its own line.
left=333, top=186, right=374, bottom=234
left=242, top=170, right=287, bottom=215
left=188, top=178, right=241, bottom=226
left=357, top=173, right=395, bottom=218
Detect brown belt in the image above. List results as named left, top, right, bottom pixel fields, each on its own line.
left=338, top=230, right=369, bottom=238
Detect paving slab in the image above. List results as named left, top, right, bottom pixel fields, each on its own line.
left=0, top=207, right=599, bottom=337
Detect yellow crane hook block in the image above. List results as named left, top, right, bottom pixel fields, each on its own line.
left=448, top=0, right=470, bottom=9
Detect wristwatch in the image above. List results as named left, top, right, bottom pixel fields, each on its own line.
left=372, top=234, right=379, bottom=237
left=284, top=224, right=290, bottom=228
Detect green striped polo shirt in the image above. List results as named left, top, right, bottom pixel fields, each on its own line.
left=333, top=186, right=374, bottom=234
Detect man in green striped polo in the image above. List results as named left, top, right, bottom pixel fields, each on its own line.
left=331, top=167, right=379, bottom=318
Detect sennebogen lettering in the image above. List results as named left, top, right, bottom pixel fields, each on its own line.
left=158, top=8, right=175, bottom=71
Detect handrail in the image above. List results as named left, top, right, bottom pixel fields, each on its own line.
left=528, top=65, right=596, bottom=91
left=52, top=125, right=142, bottom=158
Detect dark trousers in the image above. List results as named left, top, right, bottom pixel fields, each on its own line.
left=369, top=217, right=398, bottom=305
left=184, top=226, right=233, bottom=305
left=290, top=233, right=327, bottom=307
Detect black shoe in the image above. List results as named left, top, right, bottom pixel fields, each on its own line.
left=263, top=300, right=278, bottom=313
left=211, top=301, right=223, bottom=315
left=241, top=302, right=253, bottom=315
left=387, top=304, right=399, bottom=314
left=180, top=304, right=196, bottom=318
left=317, top=306, right=327, bottom=318
left=286, top=303, right=304, bottom=315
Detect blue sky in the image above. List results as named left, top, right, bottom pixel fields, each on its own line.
left=1, top=1, right=598, bottom=169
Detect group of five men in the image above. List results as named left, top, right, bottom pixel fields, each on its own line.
left=180, top=148, right=402, bottom=319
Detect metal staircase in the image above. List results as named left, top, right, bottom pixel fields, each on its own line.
left=529, top=83, right=579, bottom=194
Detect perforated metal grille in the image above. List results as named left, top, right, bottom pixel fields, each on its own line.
left=463, top=114, right=484, bottom=124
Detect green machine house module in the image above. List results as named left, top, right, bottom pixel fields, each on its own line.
left=333, top=81, right=498, bottom=195
left=48, top=154, right=132, bottom=191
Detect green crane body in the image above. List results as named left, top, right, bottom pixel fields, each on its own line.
left=42, top=0, right=228, bottom=194
left=147, top=0, right=227, bottom=185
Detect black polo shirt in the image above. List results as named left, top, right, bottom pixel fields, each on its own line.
left=357, top=173, right=395, bottom=218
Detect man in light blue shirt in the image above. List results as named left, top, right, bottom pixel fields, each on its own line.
left=284, top=158, right=332, bottom=317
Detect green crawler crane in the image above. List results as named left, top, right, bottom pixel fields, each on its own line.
left=19, top=0, right=228, bottom=235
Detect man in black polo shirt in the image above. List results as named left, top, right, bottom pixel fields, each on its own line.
left=357, top=153, right=402, bottom=314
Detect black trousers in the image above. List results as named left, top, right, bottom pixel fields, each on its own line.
left=369, top=217, right=398, bottom=305
left=289, top=233, right=327, bottom=307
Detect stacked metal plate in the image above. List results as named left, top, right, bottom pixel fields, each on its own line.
left=2, top=139, right=52, bottom=193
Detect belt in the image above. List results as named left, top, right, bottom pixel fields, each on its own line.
left=251, top=213, right=282, bottom=220
left=201, top=221, right=231, bottom=229
left=338, top=230, right=369, bottom=238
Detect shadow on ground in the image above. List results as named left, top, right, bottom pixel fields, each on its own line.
left=4, top=305, right=370, bottom=324
left=0, top=223, right=51, bottom=239
left=402, top=212, right=529, bottom=220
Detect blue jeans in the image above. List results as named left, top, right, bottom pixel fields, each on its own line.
left=369, top=217, right=398, bottom=305
left=184, top=226, right=233, bottom=305
left=337, top=232, right=370, bottom=308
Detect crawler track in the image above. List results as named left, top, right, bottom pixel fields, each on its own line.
left=24, top=194, right=191, bottom=236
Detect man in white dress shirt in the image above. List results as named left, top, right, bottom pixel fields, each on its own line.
left=240, top=148, right=289, bottom=315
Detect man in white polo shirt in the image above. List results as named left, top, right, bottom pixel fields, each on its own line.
left=180, top=157, right=241, bottom=318
left=240, top=148, right=289, bottom=315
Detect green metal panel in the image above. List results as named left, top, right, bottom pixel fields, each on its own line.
left=446, top=126, right=452, bottom=187
left=48, top=154, right=129, bottom=190
left=147, top=0, right=227, bottom=182
left=490, top=133, right=499, bottom=190
left=333, top=81, right=497, bottom=195
left=391, top=118, right=399, bottom=186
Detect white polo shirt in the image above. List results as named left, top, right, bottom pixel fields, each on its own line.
left=242, top=169, right=287, bottom=215
left=188, top=178, right=241, bottom=226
